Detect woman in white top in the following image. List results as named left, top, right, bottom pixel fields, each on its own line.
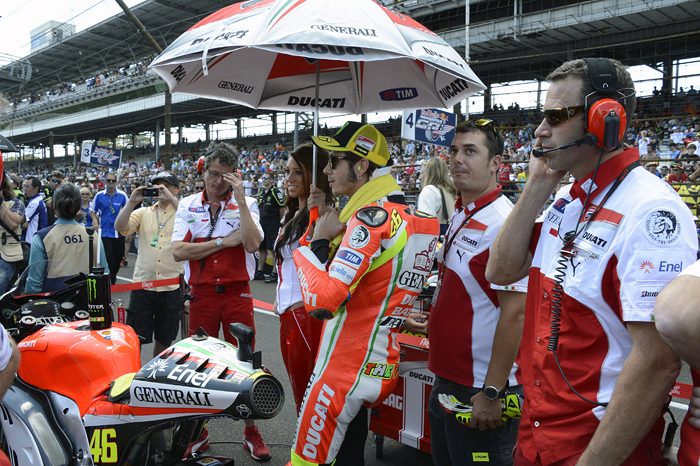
left=273, top=143, right=335, bottom=414
left=416, top=157, right=459, bottom=235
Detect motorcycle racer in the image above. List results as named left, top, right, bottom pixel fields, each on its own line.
left=287, top=122, right=439, bottom=466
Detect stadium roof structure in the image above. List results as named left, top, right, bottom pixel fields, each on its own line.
left=2, top=0, right=700, bottom=148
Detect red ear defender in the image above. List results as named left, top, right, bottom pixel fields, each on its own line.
left=587, top=99, right=626, bottom=149
left=196, top=156, right=205, bottom=174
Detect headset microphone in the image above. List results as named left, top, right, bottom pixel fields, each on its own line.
left=531, top=133, right=599, bottom=158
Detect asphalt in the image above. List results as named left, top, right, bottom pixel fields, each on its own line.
left=113, top=251, right=691, bottom=466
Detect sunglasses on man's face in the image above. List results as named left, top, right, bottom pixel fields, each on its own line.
left=105, top=179, right=117, bottom=183
left=50, top=179, right=61, bottom=183
left=542, top=106, right=586, bottom=127
left=195, top=186, right=205, bottom=191
left=329, top=154, right=349, bottom=169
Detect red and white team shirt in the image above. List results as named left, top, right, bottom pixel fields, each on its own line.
left=676, top=260, right=700, bottom=466
left=172, top=190, right=263, bottom=286
left=428, top=187, right=528, bottom=389
left=519, top=149, right=698, bottom=464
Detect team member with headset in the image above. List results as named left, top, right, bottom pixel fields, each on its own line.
left=486, top=58, right=698, bottom=465
left=172, top=143, right=270, bottom=462
left=26, top=184, right=108, bottom=293
left=273, top=143, right=334, bottom=414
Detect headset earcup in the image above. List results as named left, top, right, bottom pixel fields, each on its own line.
left=587, top=99, right=626, bottom=149
left=196, top=156, right=205, bottom=174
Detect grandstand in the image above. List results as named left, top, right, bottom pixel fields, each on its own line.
left=0, top=0, right=698, bottom=165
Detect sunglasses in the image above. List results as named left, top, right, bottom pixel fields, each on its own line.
left=542, top=106, right=585, bottom=127
left=105, top=179, right=117, bottom=183
left=50, top=179, right=61, bottom=183
left=195, top=186, right=205, bottom=191
left=329, top=154, right=349, bottom=169
left=262, top=177, right=271, bottom=180
left=464, top=119, right=499, bottom=136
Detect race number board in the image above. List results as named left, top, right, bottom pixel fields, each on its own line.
left=401, top=108, right=457, bottom=147
left=81, top=143, right=122, bottom=169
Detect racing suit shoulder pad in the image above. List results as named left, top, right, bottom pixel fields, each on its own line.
left=356, top=206, right=389, bottom=228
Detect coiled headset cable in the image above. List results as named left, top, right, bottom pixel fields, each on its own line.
left=548, top=147, right=638, bottom=407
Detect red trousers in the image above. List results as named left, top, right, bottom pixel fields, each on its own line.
left=189, top=283, right=255, bottom=346
left=279, top=305, right=324, bottom=414
left=513, top=416, right=668, bottom=466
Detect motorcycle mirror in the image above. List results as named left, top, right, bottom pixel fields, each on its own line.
left=229, top=323, right=261, bottom=368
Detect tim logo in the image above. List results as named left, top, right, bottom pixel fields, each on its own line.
left=551, top=198, right=569, bottom=214
left=337, top=249, right=362, bottom=267
left=380, top=87, right=418, bottom=101
left=640, top=260, right=654, bottom=274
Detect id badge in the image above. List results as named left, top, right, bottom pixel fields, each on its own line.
left=150, top=235, right=159, bottom=247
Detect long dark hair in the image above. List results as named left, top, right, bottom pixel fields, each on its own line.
left=274, top=143, right=334, bottom=260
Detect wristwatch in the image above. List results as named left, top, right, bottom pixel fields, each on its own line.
left=214, top=238, right=224, bottom=250
left=482, top=385, right=506, bottom=401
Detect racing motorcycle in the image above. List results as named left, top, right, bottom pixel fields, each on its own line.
left=0, top=261, right=285, bottom=465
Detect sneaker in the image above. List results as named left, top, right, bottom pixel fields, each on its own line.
left=120, top=258, right=128, bottom=267
left=253, top=271, right=266, bottom=281
left=265, top=273, right=278, bottom=283
left=243, top=426, right=271, bottom=461
left=183, top=427, right=209, bottom=458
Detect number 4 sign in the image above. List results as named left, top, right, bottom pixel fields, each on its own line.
left=401, top=108, right=457, bottom=147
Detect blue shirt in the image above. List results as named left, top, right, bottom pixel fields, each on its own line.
left=93, top=189, right=128, bottom=238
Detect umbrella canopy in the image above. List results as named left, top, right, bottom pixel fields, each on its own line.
left=0, top=135, right=18, bottom=153
left=150, top=0, right=485, bottom=115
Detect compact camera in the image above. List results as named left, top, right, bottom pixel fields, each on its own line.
left=142, top=188, right=159, bottom=198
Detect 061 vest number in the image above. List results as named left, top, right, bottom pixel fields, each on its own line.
left=64, top=234, right=84, bottom=244
left=90, top=428, right=117, bottom=463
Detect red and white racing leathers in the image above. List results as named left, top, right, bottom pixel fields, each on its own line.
left=172, top=190, right=263, bottom=344
left=291, top=199, right=439, bottom=465
left=519, top=149, right=697, bottom=464
left=677, top=260, right=700, bottom=466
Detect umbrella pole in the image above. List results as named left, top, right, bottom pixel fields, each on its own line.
left=312, top=60, right=320, bottom=188
left=300, top=61, right=321, bottom=248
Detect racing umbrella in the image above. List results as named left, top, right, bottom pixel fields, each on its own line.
left=150, top=0, right=485, bottom=236
left=151, top=0, right=484, bottom=117
left=0, top=135, right=17, bottom=153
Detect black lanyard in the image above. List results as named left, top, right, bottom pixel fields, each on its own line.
left=561, top=160, right=639, bottom=253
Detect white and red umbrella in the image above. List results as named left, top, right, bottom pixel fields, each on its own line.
left=150, top=0, right=485, bottom=114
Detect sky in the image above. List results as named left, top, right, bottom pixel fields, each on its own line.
left=2, top=0, right=698, bottom=145
left=0, top=0, right=146, bottom=59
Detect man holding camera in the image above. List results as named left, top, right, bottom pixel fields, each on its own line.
left=115, top=172, right=183, bottom=357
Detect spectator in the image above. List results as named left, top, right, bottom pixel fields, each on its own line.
left=412, top=120, right=527, bottom=466
left=487, top=57, right=696, bottom=465
left=21, top=177, right=48, bottom=242
left=78, top=187, right=98, bottom=228
left=93, top=173, right=129, bottom=285
left=193, top=177, right=205, bottom=193
left=668, top=163, right=688, bottom=184
left=253, top=172, right=285, bottom=283
left=114, top=172, right=184, bottom=357
left=669, top=143, right=681, bottom=159
left=645, top=161, right=663, bottom=179
left=26, top=184, right=107, bottom=293
left=172, top=142, right=270, bottom=462
left=273, top=143, right=332, bottom=414
left=288, top=122, right=439, bottom=466
left=636, top=129, right=650, bottom=156
left=0, top=175, right=26, bottom=292
left=416, top=157, right=459, bottom=235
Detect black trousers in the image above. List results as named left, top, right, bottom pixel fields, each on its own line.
left=102, top=236, right=125, bottom=285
